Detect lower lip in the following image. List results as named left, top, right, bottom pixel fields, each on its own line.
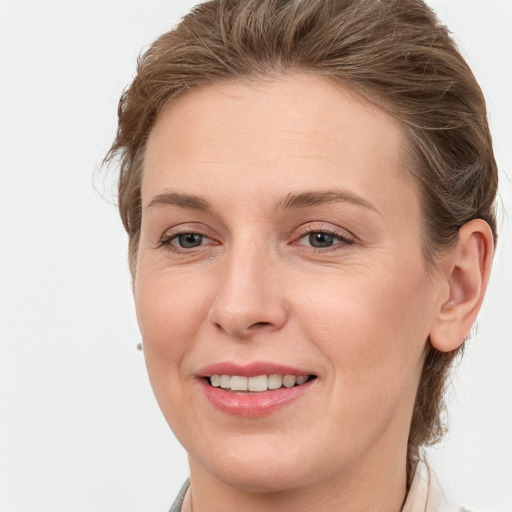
left=200, top=379, right=315, bottom=417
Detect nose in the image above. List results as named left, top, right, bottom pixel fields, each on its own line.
left=208, top=241, right=288, bottom=339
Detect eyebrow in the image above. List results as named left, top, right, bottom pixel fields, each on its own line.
left=146, top=189, right=379, bottom=214
left=146, top=191, right=210, bottom=211
left=274, top=190, right=380, bottom=214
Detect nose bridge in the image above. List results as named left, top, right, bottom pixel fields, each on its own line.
left=209, top=235, right=287, bottom=338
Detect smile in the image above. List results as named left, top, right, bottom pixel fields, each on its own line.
left=208, top=374, right=313, bottom=392
left=198, top=363, right=318, bottom=417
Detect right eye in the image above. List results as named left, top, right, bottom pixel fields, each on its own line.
left=162, top=232, right=210, bottom=249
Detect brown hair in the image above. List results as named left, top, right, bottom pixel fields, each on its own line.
left=105, top=0, right=498, bottom=483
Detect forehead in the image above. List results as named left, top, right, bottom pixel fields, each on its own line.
left=142, top=74, right=417, bottom=218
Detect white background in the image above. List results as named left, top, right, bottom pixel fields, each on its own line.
left=0, top=1, right=511, bottom=511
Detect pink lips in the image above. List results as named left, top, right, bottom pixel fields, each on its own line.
left=197, top=362, right=312, bottom=379
left=196, top=362, right=316, bottom=418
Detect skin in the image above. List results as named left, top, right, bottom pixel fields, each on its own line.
left=134, top=75, right=493, bottom=512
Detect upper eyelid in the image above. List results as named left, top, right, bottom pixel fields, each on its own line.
left=156, top=221, right=357, bottom=243
left=297, top=226, right=352, bottom=238
left=293, top=222, right=356, bottom=241
left=160, top=222, right=214, bottom=238
left=157, top=225, right=216, bottom=251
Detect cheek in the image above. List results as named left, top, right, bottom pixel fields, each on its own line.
left=134, top=269, right=212, bottom=381
left=134, top=269, right=218, bottom=438
left=294, top=258, right=433, bottom=398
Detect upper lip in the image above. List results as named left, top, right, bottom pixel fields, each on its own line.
left=196, top=361, right=315, bottom=378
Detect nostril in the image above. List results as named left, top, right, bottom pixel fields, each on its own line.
left=248, top=321, right=272, bottom=330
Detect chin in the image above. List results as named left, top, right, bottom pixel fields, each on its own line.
left=185, top=429, right=344, bottom=495
left=201, top=452, right=316, bottom=494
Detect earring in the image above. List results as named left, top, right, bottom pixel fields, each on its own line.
left=136, top=341, right=143, bottom=352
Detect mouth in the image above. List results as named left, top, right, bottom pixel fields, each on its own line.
left=197, top=364, right=318, bottom=417
left=206, top=373, right=317, bottom=393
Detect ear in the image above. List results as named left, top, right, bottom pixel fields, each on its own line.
left=429, top=219, right=494, bottom=352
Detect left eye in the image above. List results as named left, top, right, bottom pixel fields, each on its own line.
left=299, top=231, right=349, bottom=249
left=171, top=233, right=207, bottom=248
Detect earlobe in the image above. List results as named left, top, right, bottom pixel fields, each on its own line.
left=429, top=219, right=494, bottom=353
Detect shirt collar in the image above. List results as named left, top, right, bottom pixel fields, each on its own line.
left=402, top=457, right=459, bottom=512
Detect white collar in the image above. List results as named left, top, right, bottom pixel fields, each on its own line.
left=402, top=458, right=460, bottom=512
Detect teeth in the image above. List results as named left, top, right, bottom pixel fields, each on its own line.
left=282, top=375, right=296, bottom=388
left=209, top=373, right=311, bottom=392
left=230, top=376, right=248, bottom=391
left=248, top=375, right=268, bottom=392
left=267, top=374, right=283, bottom=390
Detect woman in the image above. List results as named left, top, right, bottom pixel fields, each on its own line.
left=106, top=0, right=497, bottom=510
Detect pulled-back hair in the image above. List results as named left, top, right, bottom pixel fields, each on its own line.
left=105, top=0, right=498, bottom=484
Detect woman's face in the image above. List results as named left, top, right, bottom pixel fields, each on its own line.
left=135, top=75, right=445, bottom=492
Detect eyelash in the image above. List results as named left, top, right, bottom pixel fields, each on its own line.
left=158, top=230, right=214, bottom=251
left=294, top=226, right=355, bottom=251
left=158, top=226, right=356, bottom=253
